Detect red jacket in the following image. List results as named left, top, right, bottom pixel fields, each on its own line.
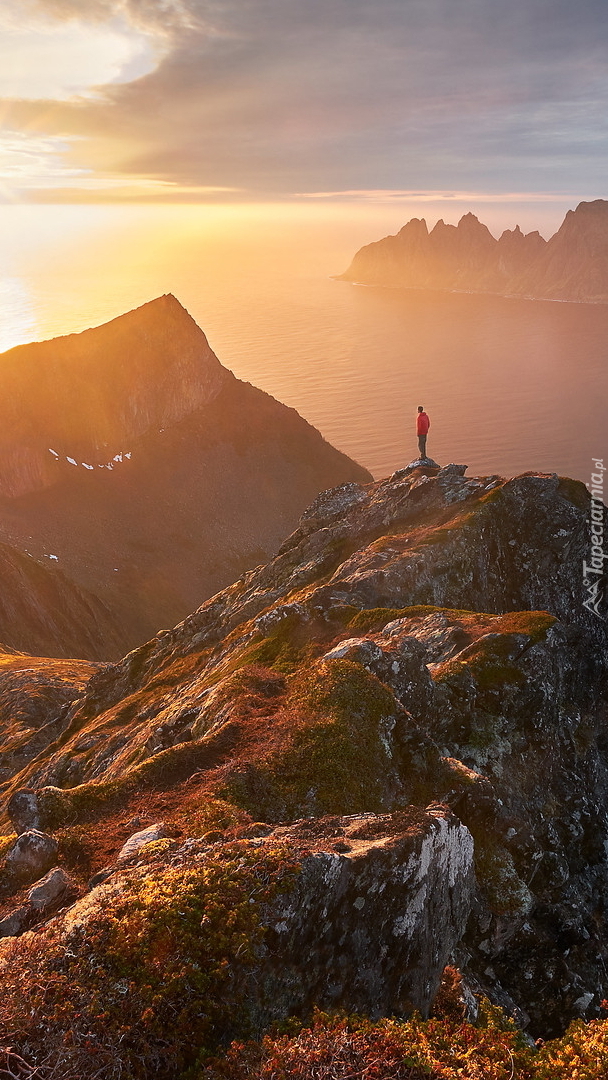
left=416, top=411, right=430, bottom=435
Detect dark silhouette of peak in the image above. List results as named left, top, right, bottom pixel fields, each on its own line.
left=430, top=217, right=450, bottom=233
left=570, top=198, right=608, bottom=217
left=457, top=212, right=488, bottom=232
left=340, top=202, right=608, bottom=301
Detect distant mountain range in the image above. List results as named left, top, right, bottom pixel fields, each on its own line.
left=339, top=199, right=608, bottom=302
left=0, top=295, right=371, bottom=659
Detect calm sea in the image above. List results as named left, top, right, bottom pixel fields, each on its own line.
left=0, top=203, right=606, bottom=484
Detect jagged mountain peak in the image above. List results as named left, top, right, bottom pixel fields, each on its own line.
left=397, top=216, right=429, bottom=236
left=572, top=198, right=608, bottom=215
left=340, top=201, right=608, bottom=299
left=457, top=211, right=482, bottom=227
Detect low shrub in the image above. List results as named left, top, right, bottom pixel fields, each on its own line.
left=0, top=842, right=298, bottom=1079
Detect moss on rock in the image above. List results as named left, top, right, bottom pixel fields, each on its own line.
left=0, top=841, right=299, bottom=1079
left=223, top=659, right=402, bottom=821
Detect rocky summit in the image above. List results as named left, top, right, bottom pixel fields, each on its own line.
left=0, top=296, right=370, bottom=660
left=0, top=458, right=606, bottom=1077
left=340, top=199, right=608, bottom=303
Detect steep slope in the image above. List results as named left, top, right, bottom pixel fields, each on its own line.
left=0, top=647, right=98, bottom=786
left=0, top=296, right=371, bottom=658
left=513, top=199, right=608, bottom=301
left=340, top=200, right=608, bottom=302
left=1, top=462, right=606, bottom=1064
left=0, top=539, right=125, bottom=659
left=0, top=293, right=227, bottom=500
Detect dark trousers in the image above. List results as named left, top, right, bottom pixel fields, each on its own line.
left=418, top=434, right=427, bottom=458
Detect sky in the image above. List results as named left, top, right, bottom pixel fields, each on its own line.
left=1, top=0, right=608, bottom=216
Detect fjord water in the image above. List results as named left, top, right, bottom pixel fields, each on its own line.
left=1, top=203, right=606, bottom=483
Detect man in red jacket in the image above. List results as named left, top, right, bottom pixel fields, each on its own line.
left=416, top=405, right=430, bottom=459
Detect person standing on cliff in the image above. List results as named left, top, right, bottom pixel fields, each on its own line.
left=416, top=406, right=430, bottom=459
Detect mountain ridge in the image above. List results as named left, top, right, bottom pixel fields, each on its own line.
left=0, top=297, right=371, bottom=659
left=340, top=199, right=608, bottom=302
left=0, top=460, right=606, bottom=1073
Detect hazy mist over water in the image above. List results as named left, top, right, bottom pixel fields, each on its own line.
left=0, top=203, right=606, bottom=485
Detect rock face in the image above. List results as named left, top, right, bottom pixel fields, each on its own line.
left=0, top=296, right=371, bottom=659
left=259, top=810, right=474, bottom=1022
left=340, top=200, right=608, bottom=303
left=0, top=807, right=473, bottom=1074
left=0, top=462, right=606, bottom=1064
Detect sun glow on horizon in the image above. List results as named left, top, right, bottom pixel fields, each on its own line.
left=0, top=197, right=580, bottom=355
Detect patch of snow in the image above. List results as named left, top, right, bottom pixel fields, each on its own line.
left=61, top=449, right=132, bottom=471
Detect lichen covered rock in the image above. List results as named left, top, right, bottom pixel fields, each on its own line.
left=0, top=808, right=473, bottom=1077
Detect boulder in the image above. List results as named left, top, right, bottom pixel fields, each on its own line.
left=0, top=867, right=75, bottom=939
left=5, top=830, right=58, bottom=881
left=28, top=867, right=74, bottom=911
left=0, top=904, right=30, bottom=938
left=117, top=822, right=168, bottom=862
left=257, top=808, right=475, bottom=1022
left=7, top=789, right=40, bottom=834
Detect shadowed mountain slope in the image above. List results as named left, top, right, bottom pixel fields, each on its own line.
left=0, top=296, right=371, bottom=659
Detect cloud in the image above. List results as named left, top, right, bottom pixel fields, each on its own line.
left=0, top=15, right=161, bottom=101
left=3, top=0, right=608, bottom=200
left=297, top=189, right=576, bottom=203
left=9, top=0, right=196, bottom=35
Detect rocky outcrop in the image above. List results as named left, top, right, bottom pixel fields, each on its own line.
left=0, top=807, right=473, bottom=1075
left=4, top=466, right=603, bottom=796
left=0, top=462, right=606, bottom=1054
left=256, top=810, right=474, bottom=1022
left=0, top=296, right=371, bottom=659
left=340, top=200, right=608, bottom=303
